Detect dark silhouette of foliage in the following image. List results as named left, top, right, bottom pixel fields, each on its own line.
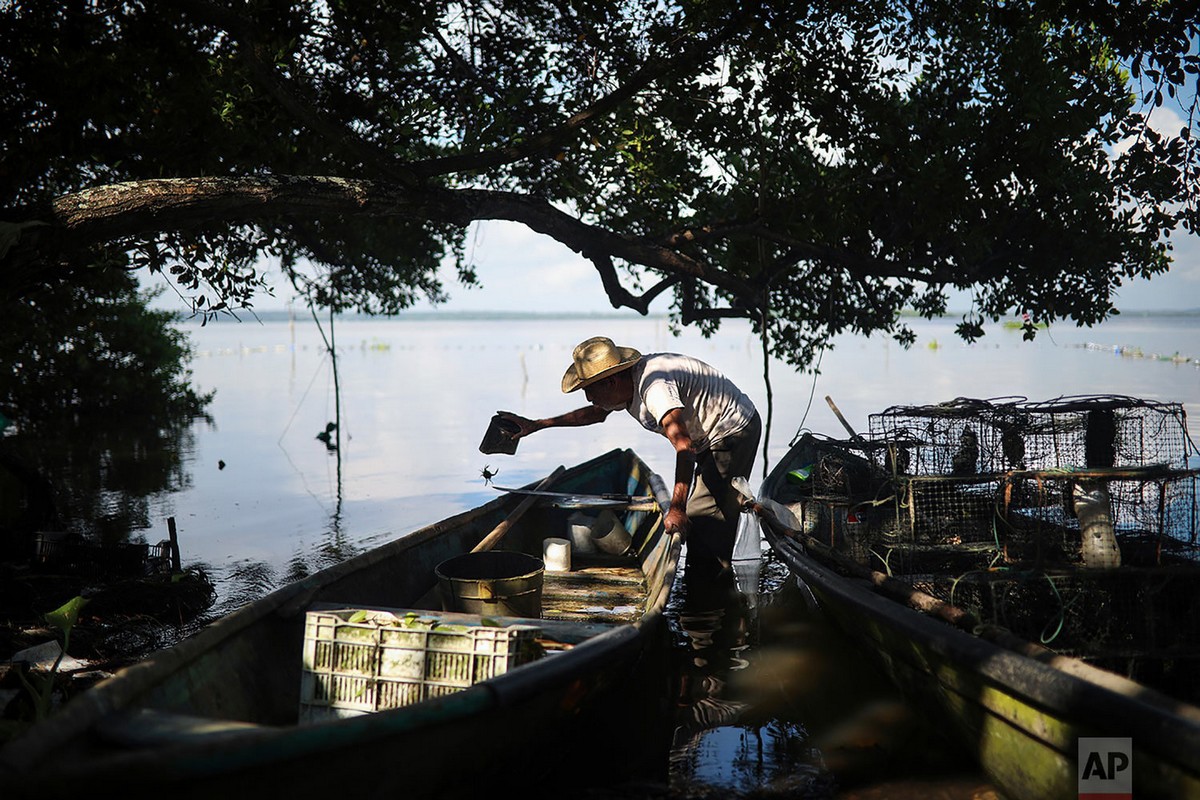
left=0, top=261, right=210, bottom=551
left=0, top=264, right=211, bottom=428
left=1, top=1, right=1196, bottom=368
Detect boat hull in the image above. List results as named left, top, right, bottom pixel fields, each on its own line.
left=759, top=441, right=1200, bottom=800
left=1, top=448, right=681, bottom=799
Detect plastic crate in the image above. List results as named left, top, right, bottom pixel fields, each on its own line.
left=299, top=608, right=542, bottom=722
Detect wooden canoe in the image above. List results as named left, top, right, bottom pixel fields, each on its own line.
left=0, top=448, right=681, bottom=799
left=752, top=432, right=1200, bottom=800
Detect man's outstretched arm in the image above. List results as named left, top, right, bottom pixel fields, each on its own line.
left=496, top=406, right=611, bottom=439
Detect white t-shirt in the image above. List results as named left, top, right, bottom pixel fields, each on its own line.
left=625, top=353, right=757, bottom=452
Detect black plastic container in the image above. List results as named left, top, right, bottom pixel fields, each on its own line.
left=479, top=414, right=521, bottom=455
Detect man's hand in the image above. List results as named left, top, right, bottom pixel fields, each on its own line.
left=495, top=410, right=539, bottom=439
left=664, top=506, right=690, bottom=540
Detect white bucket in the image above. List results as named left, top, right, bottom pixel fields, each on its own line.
left=542, top=537, right=572, bottom=572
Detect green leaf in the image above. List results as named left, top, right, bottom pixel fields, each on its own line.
left=43, top=596, right=89, bottom=636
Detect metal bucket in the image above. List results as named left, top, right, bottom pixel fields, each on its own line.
left=435, top=551, right=544, bottom=618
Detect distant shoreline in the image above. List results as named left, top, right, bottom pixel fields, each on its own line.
left=176, top=307, right=1200, bottom=325
left=176, top=309, right=667, bottom=323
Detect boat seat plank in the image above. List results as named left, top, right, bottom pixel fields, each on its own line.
left=308, top=561, right=648, bottom=637
left=543, top=565, right=643, bottom=588
left=541, top=604, right=641, bottom=625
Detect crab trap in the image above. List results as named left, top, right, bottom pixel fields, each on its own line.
left=782, top=395, right=1200, bottom=701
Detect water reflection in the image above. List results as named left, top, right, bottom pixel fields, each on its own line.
left=665, top=552, right=830, bottom=797
left=661, top=549, right=997, bottom=799
left=670, top=560, right=752, bottom=739
left=215, top=558, right=279, bottom=615
left=314, top=444, right=364, bottom=569
left=1, top=416, right=195, bottom=559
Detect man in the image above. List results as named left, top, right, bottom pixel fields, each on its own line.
left=498, top=336, right=761, bottom=570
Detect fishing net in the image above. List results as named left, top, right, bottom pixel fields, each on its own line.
left=778, top=395, right=1200, bottom=702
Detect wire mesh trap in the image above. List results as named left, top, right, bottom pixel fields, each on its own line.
left=777, top=395, right=1200, bottom=702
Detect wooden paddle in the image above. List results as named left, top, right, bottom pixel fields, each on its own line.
left=472, top=465, right=566, bottom=553
left=825, top=395, right=865, bottom=442
left=409, top=466, right=567, bottom=611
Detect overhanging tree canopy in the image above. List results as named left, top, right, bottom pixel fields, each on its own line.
left=2, top=1, right=1197, bottom=368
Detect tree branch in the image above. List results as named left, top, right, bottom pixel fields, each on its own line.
left=750, top=224, right=974, bottom=285
left=6, top=176, right=761, bottom=306
left=588, top=253, right=678, bottom=313
left=428, top=26, right=505, bottom=102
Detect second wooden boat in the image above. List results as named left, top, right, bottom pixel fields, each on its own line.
left=749, top=396, right=1200, bottom=800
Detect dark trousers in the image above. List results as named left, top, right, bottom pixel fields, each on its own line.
left=685, top=413, right=762, bottom=569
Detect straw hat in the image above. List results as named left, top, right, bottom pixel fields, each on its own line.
left=561, top=336, right=642, bottom=393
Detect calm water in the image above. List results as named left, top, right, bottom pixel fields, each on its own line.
left=146, top=311, right=1198, bottom=798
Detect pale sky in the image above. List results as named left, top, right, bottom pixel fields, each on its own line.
left=416, top=220, right=1200, bottom=315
